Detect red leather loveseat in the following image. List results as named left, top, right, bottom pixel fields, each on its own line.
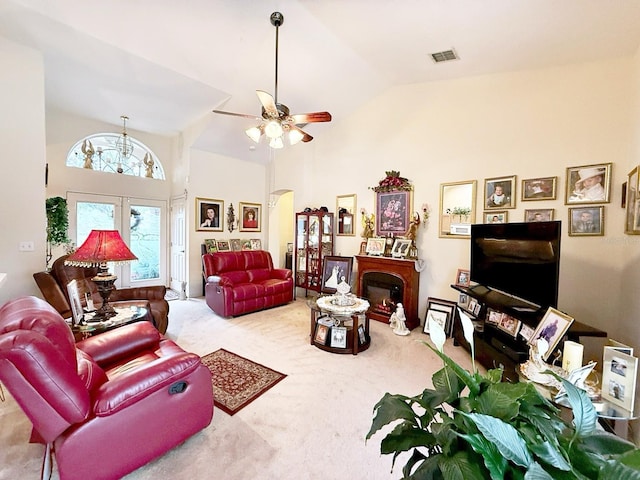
left=0, top=296, right=214, bottom=480
left=202, top=250, right=293, bottom=317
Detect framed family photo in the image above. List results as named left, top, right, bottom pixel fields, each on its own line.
left=365, top=237, right=385, bottom=256
left=216, top=240, right=230, bottom=252
left=568, top=206, right=604, bottom=236
left=423, top=297, right=457, bottom=336
left=239, top=202, right=261, bottom=232
left=196, top=197, right=223, bottom=232
left=391, top=238, right=412, bottom=258
left=376, top=190, right=412, bottom=236
left=484, top=211, right=507, bottom=224
left=524, top=208, right=554, bottom=223
left=455, top=269, right=470, bottom=288
left=530, top=307, right=574, bottom=361
left=204, top=238, right=217, bottom=253
left=485, top=175, right=516, bottom=210
left=601, top=348, right=638, bottom=412
left=497, top=314, right=521, bottom=338
left=321, top=256, right=353, bottom=294
left=565, top=163, right=612, bottom=204
left=521, top=176, right=557, bottom=201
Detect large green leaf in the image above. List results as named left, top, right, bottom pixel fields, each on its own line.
left=380, top=422, right=437, bottom=454
left=553, top=374, right=597, bottom=437
left=599, top=458, right=640, bottom=480
left=458, top=432, right=507, bottom=479
left=432, top=366, right=464, bottom=401
left=438, top=451, right=487, bottom=480
left=475, top=384, right=521, bottom=420
left=529, top=440, right=571, bottom=471
left=423, top=341, right=480, bottom=396
left=579, top=430, right=637, bottom=455
left=464, top=412, right=533, bottom=468
left=523, top=461, right=556, bottom=479
left=367, top=393, right=419, bottom=440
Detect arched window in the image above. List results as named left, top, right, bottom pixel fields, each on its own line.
left=66, top=133, right=166, bottom=180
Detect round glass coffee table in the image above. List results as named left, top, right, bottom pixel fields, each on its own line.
left=309, top=295, right=370, bottom=355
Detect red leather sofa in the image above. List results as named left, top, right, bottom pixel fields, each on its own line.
left=0, top=296, right=214, bottom=480
left=202, top=250, right=293, bottom=317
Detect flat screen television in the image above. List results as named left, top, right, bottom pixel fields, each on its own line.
left=470, top=221, right=561, bottom=309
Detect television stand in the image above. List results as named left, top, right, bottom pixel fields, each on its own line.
left=451, top=284, right=606, bottom=382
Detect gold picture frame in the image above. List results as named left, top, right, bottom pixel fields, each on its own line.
left=565, top=162, right=612, bottom=204
left=484, top=175, right=516, bottom=210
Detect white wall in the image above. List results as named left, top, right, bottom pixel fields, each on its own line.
left=274, top=58, right=636, bottom=359
left=0, top=38, right=47, bottom=304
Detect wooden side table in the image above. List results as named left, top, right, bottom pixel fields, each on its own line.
left=309, top=295, right=370, bottom=355
left=72, top=303, right=151, bottom=341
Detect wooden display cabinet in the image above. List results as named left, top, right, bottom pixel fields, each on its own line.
left=295, top=211, right=334, bottom=295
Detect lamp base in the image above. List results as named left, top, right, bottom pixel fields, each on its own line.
left=91, top=273, right=118, bottom=321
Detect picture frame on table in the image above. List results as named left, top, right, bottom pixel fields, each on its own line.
left=484, top=211, right=507, bottom=224
left=497, top=314, right=521, bottom=338
left=565, top=162, right=612, bottom=204
left=196, top=197, right=223, bottom=232
left=321, top=256, right=354, bottom=294
left=524, top=208, right=554, bottom=223
left=529, top=307, right=574, bottom=361
left=66, top=279, right=84, bottom=326
left=230, top=239, right=242, bottom=251
left=423, top=297, right=457, bottom=336
left=467, top=298, right=478, bottom=317
left=568, top=206, right=604, bottom=236
left=484, top=175, right=516, bottom=210
left=455, top=268, right=470, bottom=288
left=204, top=238, right=217, bottom=253
left=376, top=190, right=412, bottom=236
left=357, top=324, right=367, bottom=345
left=217, top=240, right=230, bottom=252
left=601, top=348, right=638, bottom=412
left=365, top=237, right=385, bottom=256
left=330, top=326, right=348, bottom=348
left=314, top=324, right=330, bottom=345
left=521, top=176, right=557, bottom=201
left=486, top=308, right=503, bottom=326
left=606, top=339, right=633, bottom=356
left=391, top=238, right=412, bottom=258
left=625, top=166, right=640, bottom=234
left=239, top=202, right=261, bottom=232
left=241, top=240, right=252, bottom=251
left=250, top=239, right=262, bottom=250
left=519, top=323, right=535, bottom=342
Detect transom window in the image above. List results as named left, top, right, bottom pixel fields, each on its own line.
left=66, top=133, right=166, bottom=179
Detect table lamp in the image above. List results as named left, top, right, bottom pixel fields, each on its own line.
left=65, top=229, right=138, bottom=321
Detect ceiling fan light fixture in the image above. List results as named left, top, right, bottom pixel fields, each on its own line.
left=245, top=125, right=263, bottom=143
left=288, top=128, right=304, bottom=145
left=269, top=136, right=284, bottom=149
left=264, top=120, right=283, bottom=139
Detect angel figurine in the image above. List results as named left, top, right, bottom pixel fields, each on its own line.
left=389, top=303, right=410, bottom=336
left=143, top=152, right=155, bottom=178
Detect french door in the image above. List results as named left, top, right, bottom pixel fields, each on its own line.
left=67, top=192, right=167, bottom=288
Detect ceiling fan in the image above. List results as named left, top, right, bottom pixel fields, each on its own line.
left=212, top=11, right=332, bottom=149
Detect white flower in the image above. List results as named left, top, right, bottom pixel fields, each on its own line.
left=428, top=317, right=446, bottom=353
left=458, top=308, right=475, bottom=348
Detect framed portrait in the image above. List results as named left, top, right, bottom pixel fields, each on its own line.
left=391, top=238, right=412, bottom=258
left=216, top=240, right=230, bottom=252
left=250, top=239, right=262, bottom=250
left=423, top=297, right=457, bottom=336
left=484, top=175, right=516, bottom=210
left=565, top=162, right=612, bottom=204
left=241, top=239, right=252, bottom=250
left=530, top=307, right=574, bottom=361
left=204, top=238, right=217, bottom=253
left=524, top=208, right=554, bottom=223
left=357, top=324, right=367, bottom=345
left=601, top=348, right=638, bottom=412
left=196, top=197, right=223, bottom=232
left=521, top=176, right=557, bottom=201
left=519, top=323, right=535, bottom=342
left=625, top=166, right=639, bottom=234
left=230, top=239, right=242, bottom=251
left=467, top=298, right=478, bottom=317
left=486, top=308, right=503, bottom=326
left=239, top=202, right=261, bottom=232
left=314, top=324, right=330, bottom=345
left=484, top=211, right=507, bottom=224
left=455, top=268, right=470, bottom=288
left=497, top=314, right=521, bottom=338
left=376, top=190, right=412, bottom=236
left=330, top=326, right=347, bottom=348
left=365, top=237, right=385, bottom=256
left=568, top=206, right=604, bottom=236
left=321, top=256, right=354, bottom=294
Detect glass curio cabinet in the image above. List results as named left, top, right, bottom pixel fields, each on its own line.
left=295, top=211, right=334, bottom=295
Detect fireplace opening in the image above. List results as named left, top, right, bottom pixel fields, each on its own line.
left=362, top=272, right=403, bottom=317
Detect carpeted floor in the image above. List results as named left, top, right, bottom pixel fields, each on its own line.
left=0, top=296, right=475, bottom=480
left=201, top=348, right=287, bottom=415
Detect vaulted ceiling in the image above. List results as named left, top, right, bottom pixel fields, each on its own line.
left=2, top=0, right=640, bottom=162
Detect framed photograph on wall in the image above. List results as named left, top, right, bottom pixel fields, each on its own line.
left=239, top=202, right=261, bottom=232
left=455, top=269, right=470, bottom=288
left=565, top=162, right=612, bottom=204
left=524, top=208, right=554, bottom=223
left=530, top=307, right=574, bottom=361
left=196, top=197, right=223, bottom=232
left=601, top=348, right=638, bottom=412
left=321, top=256, right=354, bottom=294
left=521, top=176, right=557, bottom=201
left=484, top=211, right=507, bottom=224
left=423, top=297, right=457, bottom=336
left=625, top=166, right=639, bottom=234
left=376, top=190, right=412, bottom=236
left=568, top=206, right=604, bottom=236
left=484, top=175, right=516, bottom=210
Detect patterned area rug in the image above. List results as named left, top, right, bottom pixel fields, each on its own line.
left=201, top=349, right=287, bottom=416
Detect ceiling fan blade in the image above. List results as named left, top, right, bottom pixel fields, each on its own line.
left=212, top=110, right=261, bottom=121
left=289, top=124, right=313, bottom=143
left=256, top=90, right=279, bottom=118
left=291, top=112, right=332, bottom=124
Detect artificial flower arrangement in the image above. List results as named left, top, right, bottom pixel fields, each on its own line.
left=371, top=170, right=413, bottom=192
left=367, top=311, right=640, bottom=479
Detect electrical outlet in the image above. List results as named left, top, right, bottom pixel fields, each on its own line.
left=19, top=241, right=34, bottom=252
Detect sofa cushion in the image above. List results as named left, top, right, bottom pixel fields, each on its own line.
left=260, top=278, right=292, bottom=296
left=232, top=283, right=265, bottom=301
left=247, top=269, right=271, bottom=283
left=222, top=271, right=250, bottom=285
left=243, top=251, right=273, bottom=270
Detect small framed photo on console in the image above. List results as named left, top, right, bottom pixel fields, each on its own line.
left=497, top=314, right=521, bottom=338
left=424, top=297, right=457, bottom=336
left=602, top=348, right=638, bottom=412
left=455, top=269, right=470, bottom=288
left=530, top=307, right=574, bottom=361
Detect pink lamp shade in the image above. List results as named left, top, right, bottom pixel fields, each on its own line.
left=65, top=230, right=137, bottom=267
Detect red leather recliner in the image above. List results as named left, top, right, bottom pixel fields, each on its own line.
left=0, top=296, right=214, bottom=480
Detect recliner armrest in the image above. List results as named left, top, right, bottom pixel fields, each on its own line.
left=76, top=322, right=161, bottom=366
left=271, top=268, right=293, bottom=280
left=93, top=351, right=205, bottom=416
left=110, top=285, right=167, bottom=302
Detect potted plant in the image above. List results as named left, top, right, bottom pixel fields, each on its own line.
left=367, top=314, right=640, bottom=479
left=45, top=196, right=71, bottom=267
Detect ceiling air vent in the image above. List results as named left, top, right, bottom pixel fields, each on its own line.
left=430, top=49, right=459, bottom=63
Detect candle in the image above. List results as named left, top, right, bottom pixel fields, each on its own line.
left=562, top=341, right=584, bottom=373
